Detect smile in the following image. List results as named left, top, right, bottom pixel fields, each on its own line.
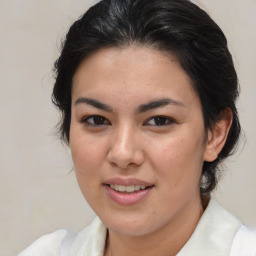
left=109, top=184, right=147, bottom=193
left=104, top=183, right=153, bottom=206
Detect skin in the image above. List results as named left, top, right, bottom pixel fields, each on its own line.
left=70, top=46, right=232, bottom=256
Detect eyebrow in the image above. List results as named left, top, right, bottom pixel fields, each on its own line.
left=74, top=97, right=113, bottom=112
left=74, top=97, right=185, bottom=113
left=137, top=98, right=185, bottom=113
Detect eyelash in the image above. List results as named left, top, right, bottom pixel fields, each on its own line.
left=144, top=116, right=175, bottom=126
left=81, top=115, right=110, bottom=126
left=81, top=115, right=174, bottom=127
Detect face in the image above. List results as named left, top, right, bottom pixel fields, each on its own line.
left=70, top=46, right=211, bottom=237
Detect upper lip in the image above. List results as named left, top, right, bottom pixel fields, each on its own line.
left=103, top=177, right=153, bottom=187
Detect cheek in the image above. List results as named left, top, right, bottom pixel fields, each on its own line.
left=70, top=123, right=105, bottom=167
left=71, top=138, right=101, bottom=174
left=69, top=130, right=107, bottom=202
left=148, top=131, right=205, bottom=190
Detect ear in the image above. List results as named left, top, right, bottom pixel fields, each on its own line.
left=204, top=108, right=233, bottom=162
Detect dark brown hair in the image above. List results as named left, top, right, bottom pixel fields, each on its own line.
left=52, top=0, right=240, bottom=194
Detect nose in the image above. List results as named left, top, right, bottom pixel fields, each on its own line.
left=107, top=124, right=144, bottom=169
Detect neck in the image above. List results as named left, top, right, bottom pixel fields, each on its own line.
left=104, top=195, right=204, bottom=256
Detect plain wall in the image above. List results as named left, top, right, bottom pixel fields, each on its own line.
left=0, top=0, right=255, bottom=255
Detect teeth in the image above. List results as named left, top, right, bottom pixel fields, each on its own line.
left=119, top=185, right=126, bottom=192
left=110, top=184, right=148, bottom=192
left=126, top=186, right=134, bottom=192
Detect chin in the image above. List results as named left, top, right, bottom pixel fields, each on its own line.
left=99, top=212, right=161, bottom=237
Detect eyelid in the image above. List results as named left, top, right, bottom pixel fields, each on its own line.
left=81, top=115, right=111, bottom=126
left=143, top=115, right=175, bottom=126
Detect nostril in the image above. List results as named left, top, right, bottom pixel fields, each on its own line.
left=107, top=138, right=144, bottom=169
left=109, top=161, right=118, bottom=167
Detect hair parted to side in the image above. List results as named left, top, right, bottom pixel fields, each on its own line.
left=52, top=0, right=240, bottom=195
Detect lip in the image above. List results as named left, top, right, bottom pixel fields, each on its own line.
left=103, top=177, right=154, bottom=206
left=104, top=177, right=153, bottom=186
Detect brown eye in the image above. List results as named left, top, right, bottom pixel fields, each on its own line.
left=83, top=115, right=110, bottom=126
left=145, top=116, right=174, bottom=126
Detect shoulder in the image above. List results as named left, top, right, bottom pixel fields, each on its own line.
left=230, top=225, right=256, bottom=256
left=18, top=229, right=68, bottom=256
left=178, top=197, right=256, bottom=256
left=18, top=217, right=107, bottom=256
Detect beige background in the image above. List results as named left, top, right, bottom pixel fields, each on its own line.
left=0, top=0, right=255, bottom=255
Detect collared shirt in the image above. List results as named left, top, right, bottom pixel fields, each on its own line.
left=18, top=198, right=255, bottom=256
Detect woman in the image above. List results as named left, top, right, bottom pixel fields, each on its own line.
left=19, top=0, right=256, bottom=255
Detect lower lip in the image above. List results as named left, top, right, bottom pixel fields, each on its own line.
left=104, top=185, right=153, bottom=206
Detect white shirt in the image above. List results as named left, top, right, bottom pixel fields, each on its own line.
left=18, top=198, right=256, bottom=256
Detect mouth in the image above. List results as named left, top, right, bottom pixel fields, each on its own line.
left=104, top=182, right=154, bottom=206
left=107, top=184, right=151, bottom=193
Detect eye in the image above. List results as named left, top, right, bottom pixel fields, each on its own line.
left=82, top=115, right=110, bottom=126
left=144, top=116, right=174, bottom=126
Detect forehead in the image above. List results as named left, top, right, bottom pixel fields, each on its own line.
left=72, top=46, right=199, bottom=107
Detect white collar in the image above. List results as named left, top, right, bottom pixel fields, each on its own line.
left=177, top=198, right=241, bottom=255
left=71, top=198, right=241, bottom=256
